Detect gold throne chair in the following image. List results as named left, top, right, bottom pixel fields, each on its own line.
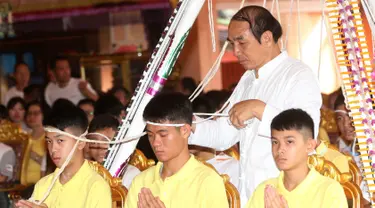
left=88, top=161, right=127, bottom=208
left=0, top=120, right=31, bottom=197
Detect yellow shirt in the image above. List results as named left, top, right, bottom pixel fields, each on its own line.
left=26, top=134, right=47, bottom=184
left=125, top=156, right=228, bottom=208
left=31, top=160, right=112, bottom=208
left=246, top=168, right=348, bottom=208
left=316, top=142, right=349, bottom=173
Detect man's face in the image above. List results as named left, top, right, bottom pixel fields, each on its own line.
left=146, top=123, right=190, bottom=162
left=54, top=60, right=71, bottom=84
left=45, top=128, right=85, bottom=168
left=9, top=103, right=25, bottom=124
left=15, top=64, right=30, bottom=88
left=335, top=104, right=355, bottom=142
left=26, top=105, right=43, bottom=128
left=271, top=129, right=315, bottom=171
left=88, top=128, right=116, bottom=163
left=227, top=20, right=267, bottom=70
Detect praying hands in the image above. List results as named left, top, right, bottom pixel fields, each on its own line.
left=264, top=185, right=289, bottom=208
left=15, top=200, right=48, bottom=208
left=137, top=188, right=166, bottom=208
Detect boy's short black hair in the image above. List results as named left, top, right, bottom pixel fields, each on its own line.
left=47, top=106, right=88, bottom=135
left=143, top=92, right=193, bottom=125
left=78, top=98, right=95, bottom=107
left=271, top=109, right=314, bottom=139
left=88, top=114, right=119, bottom=133
left=334, top=93, right=345, bottom=110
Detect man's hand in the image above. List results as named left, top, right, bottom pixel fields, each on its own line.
left=137, top=188, right=166, bottom=208
left=78, top=81, right=89, bottom=93
left=264, top=185, right=288, bottom=208
left=228, top=99, right=266, bottom=129
left=15, top=200, right=48, bottom=208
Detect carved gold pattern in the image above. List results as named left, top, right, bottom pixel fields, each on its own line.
left=200, top=160, right=240, bottom=208
left=88, top=161, right=127, bottom=208
left=129, top=149, right=155, bottom=171
left=308, top=155, right=362, bottom=208
left=320, top=109, right=338, bottom=134
left=0, top=120, right=31, bottom=193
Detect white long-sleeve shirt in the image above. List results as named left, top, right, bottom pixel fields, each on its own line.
left=189, top=51, right=322, bottom=207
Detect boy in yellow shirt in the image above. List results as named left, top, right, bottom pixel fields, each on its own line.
left=246, top=109, right=347, bottom=208
left=125, top=93, right=228, bottom=208
left=16, top=106, right=111, bottom=208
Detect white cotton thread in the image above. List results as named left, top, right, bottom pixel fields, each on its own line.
left=317, top=0, right=325, bottom=80
left=284, top=0, right=295, bottom=50
left=208, top=0, right=216, bottom=52
left=297, top=0, right=303, bottom=60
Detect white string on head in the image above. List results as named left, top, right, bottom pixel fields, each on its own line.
left=334, top=110, right=348, bottom=115
left=208, top=0, right=216, bottom=52
left=44, top=126, right=146, bottom=144
left=263, top=0, right=267, bottom=8
left=145, top=121, right=185, bottom=127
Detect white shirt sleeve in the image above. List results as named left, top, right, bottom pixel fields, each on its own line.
left=86, top=82, right=97, bottom=96
left=258, top=69, right=322, bottom=139
left=189, top=114, right=240, bottom=151
left=44, top=83, right=53, bottom=106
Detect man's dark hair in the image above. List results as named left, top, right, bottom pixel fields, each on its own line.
left=88, top=114, right=119, bottom=133
left=14, top=62, right=29, bottom=73
left=7, top=97, right=26, bottom=111
left=94, top=94, right=124, bottom=118
left=181, top=77, right=197, bottom=94
left=231, top=5, right=282, bottom=44
left=271, top=109, right=314, bottom=139
left=78, top=98, right=95, bottom=108
left=143, top=92, right=193, bottom=125
left=47, top=106, right=88, bottom=135
left=50, top=55, right=69, bottom=70
left=108, top=86, right=131, bottom=99
left=334, top=93, right=345, bottom=110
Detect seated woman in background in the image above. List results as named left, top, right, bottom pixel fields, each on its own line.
left=7, top=97, right=31, bottom=133
left=25, top=101, right=47, bottom=184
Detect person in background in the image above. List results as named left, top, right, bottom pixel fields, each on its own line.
left=0, top=142, right=16, bottom=208
left=94, top=94, right=125, bottom=123
left=178, top=77, right=197, bottom=97
left=44, top=56, right=98, bottom=106
left=87, top=114, right=140, bottom=189
left=108, top=86, right=130, bottom=106
left=78, top=98, right=95, bottom=124
left=25, top=101, right=47, bottom=185
left=7, top=97, right=31, bottom=133
left=3, top=62, right=30, bottom=105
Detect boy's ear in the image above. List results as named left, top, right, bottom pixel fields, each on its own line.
left=180, top=124, right=192, bottom=139
left=306, top=138, right=317, bottom=153
left=77, top=141, right=86, bottom=150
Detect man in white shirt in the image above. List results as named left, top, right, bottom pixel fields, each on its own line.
left=44, top=56, right=98, bottom=106
left=189, top=6, right=322, bottom=206
left=0, top=142, right=16, bottom=208
left=3, top=62, right=30, bottom=105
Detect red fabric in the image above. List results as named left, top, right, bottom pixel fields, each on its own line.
left=221, top=62, right=245, bottom=90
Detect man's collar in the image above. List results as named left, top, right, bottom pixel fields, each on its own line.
left=257, top=51, right=288, bottom=79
